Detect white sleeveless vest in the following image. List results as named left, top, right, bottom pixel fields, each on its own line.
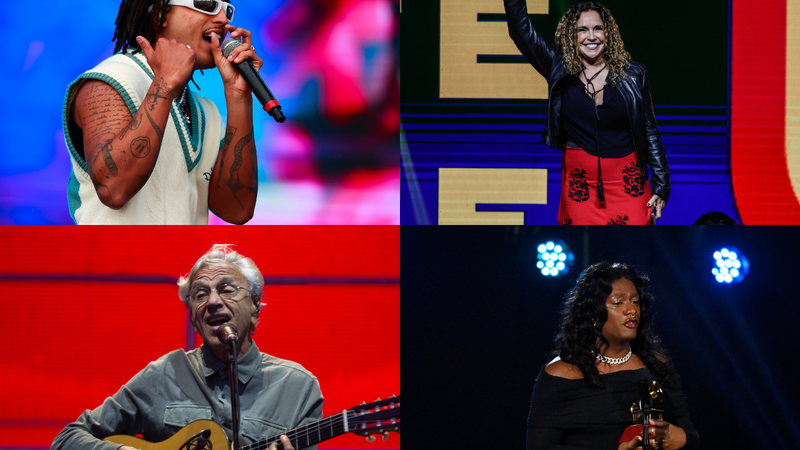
left=63, top=51, right=223, bottom=224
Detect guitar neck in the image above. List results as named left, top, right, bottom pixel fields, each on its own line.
left=242, top=411, right=354, bottom=450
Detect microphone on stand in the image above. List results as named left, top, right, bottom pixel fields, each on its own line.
left=217, top=323, right=239, bottom=347
left=217, top=321, right=241, bottom=450
left=221, top=38, right=285, bottom=123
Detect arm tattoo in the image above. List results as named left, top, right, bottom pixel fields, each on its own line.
left=97, top=134, right=118, bottom=177
left=247, top=145, right=258, bottom=196
left=130, top=136, right=151, bottom=158
left=119, top=113, right=142, bottom=141
left=146, top=77, right=172, bottom=111
left=217, top=125, right=237, bottom=188
left=140, top=79, right=170, bottom=143
left=224, top=131, right=253, bottom=207
left=81, top=81, right=127, bottom=149
left=143, top=107, right=164, bottom=144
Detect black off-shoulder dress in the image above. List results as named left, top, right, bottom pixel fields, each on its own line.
left=527, top=366, right=700, bottom=450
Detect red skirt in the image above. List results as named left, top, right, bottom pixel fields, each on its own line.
left=557, top=147, right=652, bottom=225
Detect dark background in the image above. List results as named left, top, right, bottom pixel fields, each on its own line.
left=402, top=226, right=800, bottom=449
left=400, top=0, right=729, bottom=106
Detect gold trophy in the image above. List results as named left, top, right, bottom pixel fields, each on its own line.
left=620, top=380, right=665, bottom=450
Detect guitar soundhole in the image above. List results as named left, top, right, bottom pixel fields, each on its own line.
left=179, top=429, right=213, bottom=450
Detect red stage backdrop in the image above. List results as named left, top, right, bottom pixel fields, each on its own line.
left=731, top=0, right=800, bottom=223
left=0, top=227, right=399, bottom=450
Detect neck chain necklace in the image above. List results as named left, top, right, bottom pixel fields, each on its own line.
left=595, top=346, right=632, bottom=365
left=178, top=85, right=191, bottom=128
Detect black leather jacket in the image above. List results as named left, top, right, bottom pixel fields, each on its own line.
left=504, top=0, right=670, bottom=201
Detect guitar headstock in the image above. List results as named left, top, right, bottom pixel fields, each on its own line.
left=347, top=395, right=400, bottom=442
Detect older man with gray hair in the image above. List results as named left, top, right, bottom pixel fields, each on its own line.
left=52, top=244, right=324, bottom=450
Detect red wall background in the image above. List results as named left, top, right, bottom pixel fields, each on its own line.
left=0, top=226, right=399, bottom=450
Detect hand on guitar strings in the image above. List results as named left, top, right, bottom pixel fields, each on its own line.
left=268, top=435, right=293, bottom=450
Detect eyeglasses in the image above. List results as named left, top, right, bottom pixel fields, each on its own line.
left=150, top=0, right=235, bottom=21
left=188, top=283, right=250, bottom=306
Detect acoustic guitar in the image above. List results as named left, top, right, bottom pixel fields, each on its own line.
left=104, top=396, right=400, bottom=450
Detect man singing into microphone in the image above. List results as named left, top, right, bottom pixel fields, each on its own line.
left=63, top=0, right=261, bottom=224
left=51, top=244, right=323, bottom=450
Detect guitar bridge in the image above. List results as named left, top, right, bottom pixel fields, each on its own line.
left=179, top=429, right=213, bottom=450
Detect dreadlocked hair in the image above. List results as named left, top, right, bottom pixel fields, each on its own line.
left=554, top=2, right=630, bottom=84
left=552, top=262, right=672, bottom=389
left=112, top=0, right=172, bottom=55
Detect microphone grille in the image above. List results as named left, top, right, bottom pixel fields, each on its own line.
left=221, top=38, right=242, bottom=58
left=217, top=322, right=239, bottom=342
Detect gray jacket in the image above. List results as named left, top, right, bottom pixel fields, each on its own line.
left=51, top=343, right=324, bottom=450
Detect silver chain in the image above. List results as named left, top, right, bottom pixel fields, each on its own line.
left=595, top=347, right=632, bottom=365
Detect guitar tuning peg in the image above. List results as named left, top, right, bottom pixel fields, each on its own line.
left=365, top=435, right=376, bottom=443
left=382, top=432, right=390, bottom=441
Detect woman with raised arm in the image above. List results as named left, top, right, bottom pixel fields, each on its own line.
left=527, top=262, right=699, bottom=450
left=503, top=1, right=670, bottom=225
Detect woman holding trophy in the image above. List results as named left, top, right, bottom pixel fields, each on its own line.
left=527, top=262, right=699, bottom=450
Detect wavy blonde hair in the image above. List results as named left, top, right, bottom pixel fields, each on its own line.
left=554, top=2, right=630, bottom=84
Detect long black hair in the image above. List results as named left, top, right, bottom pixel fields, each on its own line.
left=553, top=261, right=671, bottom=388
left=112, top=0, right=171, bottom=54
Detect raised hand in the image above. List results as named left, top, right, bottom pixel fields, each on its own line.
left=208, top=26, right=263, bottom=98
left=137, top=36, right=196, bottom=92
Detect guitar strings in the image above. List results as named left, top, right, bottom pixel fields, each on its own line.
left=240, top=412, right=355, bottom=450
left=239, top=404, right=399, bottom=450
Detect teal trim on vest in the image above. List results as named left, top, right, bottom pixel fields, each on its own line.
left=121, top=49, right=154, bottom=78
left=121, top=51, right=206, bottom=172
left=188, top=91, right=206, bottom=160
left=67, top=166, right=82, bottom=224
left=62, top=73, right=139, bottom=174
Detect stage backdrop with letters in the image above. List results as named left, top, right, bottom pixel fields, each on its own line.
left=401, top=0, right=736, bottom=224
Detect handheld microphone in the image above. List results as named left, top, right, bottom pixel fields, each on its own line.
left=221, top=38, right=285, bottom=123
left=217, top=322, right=239, bottom=345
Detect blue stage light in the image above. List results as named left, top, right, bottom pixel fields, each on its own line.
left=712, top=247, right=749, bottom=284
left=536, top=240, right=574, bottom=277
